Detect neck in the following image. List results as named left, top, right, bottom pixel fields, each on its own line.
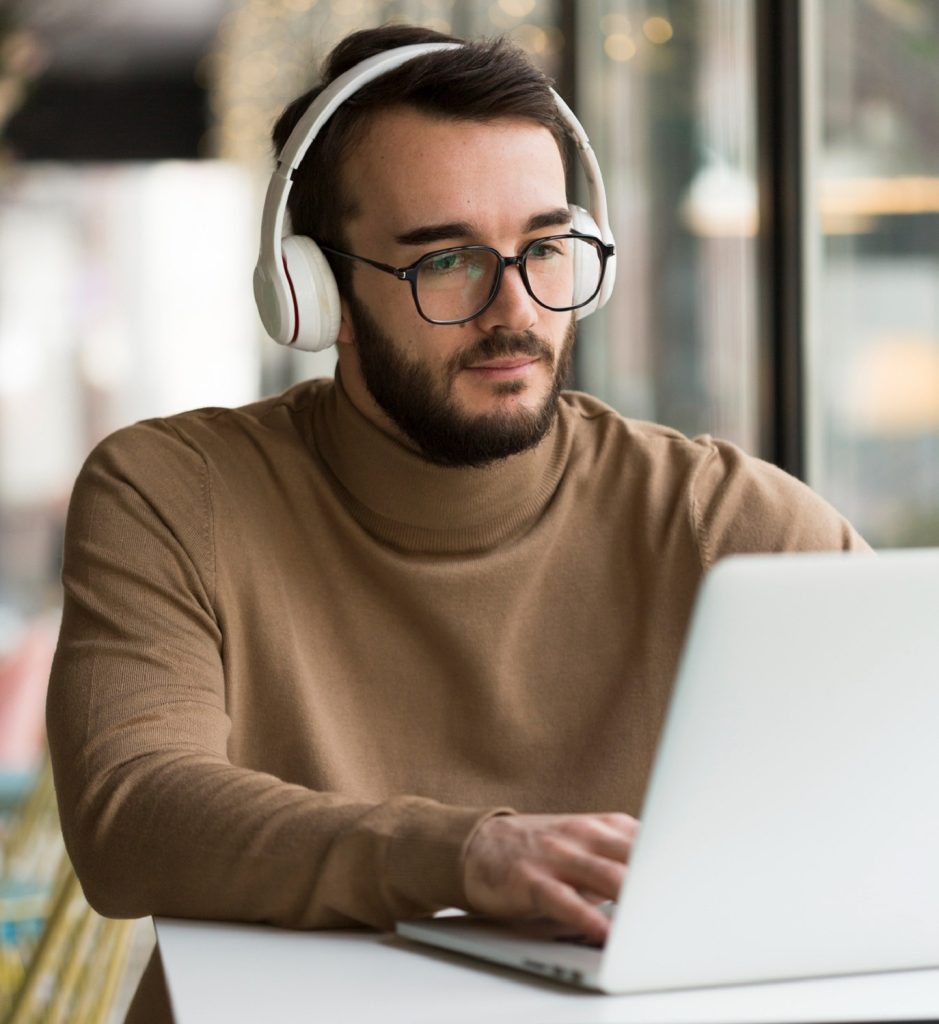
left=311, top=374, right=573, bottom=555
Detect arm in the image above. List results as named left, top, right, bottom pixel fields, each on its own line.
left=46, top=424, right=503, bottom=931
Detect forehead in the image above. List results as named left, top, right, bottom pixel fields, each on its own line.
left=341, top=107, right=568, bottom=238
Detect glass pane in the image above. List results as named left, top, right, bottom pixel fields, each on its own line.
left=574, top=0, right=759, bottom=450
left=807, top=0, right=939, bottom=547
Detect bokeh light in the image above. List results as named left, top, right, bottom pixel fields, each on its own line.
left=643, top=16, right=674, bottom=44
left=604, top=33, right=637, bottom=62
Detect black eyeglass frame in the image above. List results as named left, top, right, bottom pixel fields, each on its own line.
left=317, top=233, right=616, bottom=325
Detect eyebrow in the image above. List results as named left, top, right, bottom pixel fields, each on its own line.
left=394, top=207, right=573, bottom=247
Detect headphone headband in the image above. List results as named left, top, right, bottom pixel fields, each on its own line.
left=257, top=44, right=461, bottom=277
left=254, top=41, right=616, bottom=351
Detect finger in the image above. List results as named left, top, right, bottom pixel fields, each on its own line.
left=577, top=889, right=617, bottom=911
left=530, top=876, right=612, bottom=944
left=575, top=821, right=634, bottom=863
left=596, top=812, right=640, bottom=840
left=552, top=818, right=634, bottom=869
left=583, top=816, right=640, bottom=862
left=553, top=847, right=625, bottom=903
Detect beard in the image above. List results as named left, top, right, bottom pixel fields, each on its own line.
left=347, top=295, right=576, bottom=468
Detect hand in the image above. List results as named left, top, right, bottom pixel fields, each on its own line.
left=462, top=812, right=639, bottom=944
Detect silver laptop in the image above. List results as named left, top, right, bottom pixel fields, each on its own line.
left=397, top=548, right=939, bottom=993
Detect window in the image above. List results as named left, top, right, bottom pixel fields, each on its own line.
left=806, top=0, right=939, bottom=546
left=574, top=0, right=759, bottom=452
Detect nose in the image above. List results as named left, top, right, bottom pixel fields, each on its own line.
left=473, top=260, right=538, bottom=334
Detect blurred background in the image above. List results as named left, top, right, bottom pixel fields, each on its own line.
left=0, top=0, right=938, bottom=780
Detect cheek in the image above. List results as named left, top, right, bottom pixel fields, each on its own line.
left=365, top=276, right=414, bottom=319
left=355, top=277, right=424, bottom=341
left=540, top=309, right=574, bottom=347
left=406, top=326, right=470, bottom=367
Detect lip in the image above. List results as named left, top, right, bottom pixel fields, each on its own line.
left=464, top=357, right=540, bottom=378
left=469, top=357, right=538, bottom=369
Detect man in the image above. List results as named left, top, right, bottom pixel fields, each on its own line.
left=46, top=23, right=867, bottom=1023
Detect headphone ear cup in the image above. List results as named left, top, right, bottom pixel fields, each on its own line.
left=569, top=205, right=604, bottom=321
left=281, top=235, right=342, bottom=352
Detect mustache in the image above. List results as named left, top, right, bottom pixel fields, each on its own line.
left=449, top=330, right=556, bottom=374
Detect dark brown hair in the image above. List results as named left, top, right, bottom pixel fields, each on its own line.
left=270, top=24, right=572, bottom=294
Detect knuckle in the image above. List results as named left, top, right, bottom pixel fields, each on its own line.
left=576, top=818, right=608, bottom=842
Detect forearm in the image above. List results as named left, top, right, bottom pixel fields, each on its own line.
left=47, top=623, right=504, bottom=929
left=51, top=728, right=501, bottom=930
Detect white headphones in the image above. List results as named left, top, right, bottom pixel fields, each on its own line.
left=253, top=42, right=617, bottom=353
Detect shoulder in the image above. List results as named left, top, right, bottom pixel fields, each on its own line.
left=681, top=435, right=868, bottom=561
left=83, top=379, right=329, bottom=483
left=68, top=380, right=332, bottom=552
left=65, top=381, right=335, bottom=598
left=558, top=390, right=868, bottom=564
left=559, top=389, right=723, bottom=476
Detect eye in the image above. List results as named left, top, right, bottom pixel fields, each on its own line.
left=424, top=251, right=466, bottom=275
left=528, top=238, right=566, bottom=260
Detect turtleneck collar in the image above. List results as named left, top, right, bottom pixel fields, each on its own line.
left=310, top=373, right=573, bottom=555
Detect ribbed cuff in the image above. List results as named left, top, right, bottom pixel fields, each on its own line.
left=384, top=799, right=515, bottom=918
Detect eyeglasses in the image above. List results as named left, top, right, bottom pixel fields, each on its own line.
left=318, top=233, right=615, bottom=325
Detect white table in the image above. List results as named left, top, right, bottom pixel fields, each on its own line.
left=155, top=917, right=939, bottom=1024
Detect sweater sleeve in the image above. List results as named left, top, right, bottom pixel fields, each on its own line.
left=46, top=424, right=505, bottom=931
left=687, top=437, right=870, bottom=569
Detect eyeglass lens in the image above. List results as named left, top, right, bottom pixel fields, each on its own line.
left=414, top=236, right=603, bottom=323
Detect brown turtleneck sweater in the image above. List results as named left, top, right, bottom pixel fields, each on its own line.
left=46, top=377, right=867, bottom=1021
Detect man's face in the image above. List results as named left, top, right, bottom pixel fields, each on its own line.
left=336, top=107, right=576, bottom=466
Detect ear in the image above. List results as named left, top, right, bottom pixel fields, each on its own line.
left=336, top=296, right=355, bottom=346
